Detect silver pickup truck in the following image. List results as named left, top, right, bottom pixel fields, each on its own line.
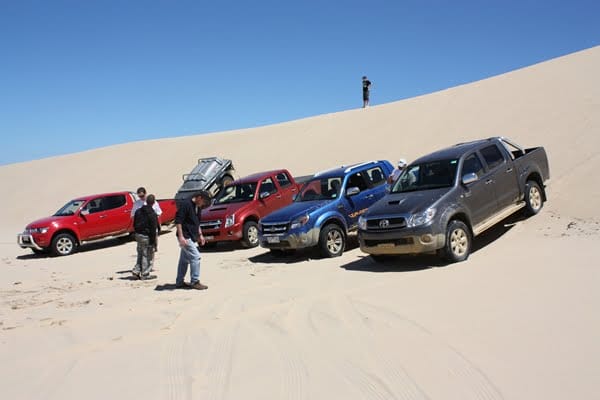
left=358, top=137, right=550, bottom=263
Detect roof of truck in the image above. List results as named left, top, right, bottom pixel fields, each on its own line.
left=232, top=169, right=290, bottom=184
left=412, top=137, right=500, bottom=164
left=314, top=160, right=385, bottom=178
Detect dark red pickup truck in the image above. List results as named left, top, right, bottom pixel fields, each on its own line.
left=17, top=191, right=177, bottom=256
left=200, top=169, right=300, bottom=248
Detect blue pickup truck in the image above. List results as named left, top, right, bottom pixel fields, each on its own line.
left=258, top=160, right=394, bottom=257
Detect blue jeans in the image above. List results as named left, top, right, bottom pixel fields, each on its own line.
left=176, top=238, right=201, bottom=285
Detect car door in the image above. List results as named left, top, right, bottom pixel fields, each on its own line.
left=479, top=144, right=520, bottom=210
left=275, top=171, right=298, bottom=204
left=257, top=177, right=285, bottom=216
left=78, top=196, right=109, bottom=239
left=460, top=153, right=498, bottom=226
left=364, top=165, right=388, bottom=202
left=343, top=169, right=373, bottom=229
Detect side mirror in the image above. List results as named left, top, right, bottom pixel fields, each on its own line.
left=346, top=187, right=360, bottom=197
left=462, top=173, right=478, bottom=185
left=260, top=191, right=271, bottom=199
left=292, top=193, right=298, bottom=201
left=81, top=209, right=90, bottom=216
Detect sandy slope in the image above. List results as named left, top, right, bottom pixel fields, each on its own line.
left=1, top=46, right=599, bottom=399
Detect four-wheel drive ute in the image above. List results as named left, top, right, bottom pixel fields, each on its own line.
left=358, top=137, right=550, bottom=263
left=259, top=160, right=394, bottom=257
left=199, top=169, right=301, bottom=248
left=17, top=192, right=177, bottom=256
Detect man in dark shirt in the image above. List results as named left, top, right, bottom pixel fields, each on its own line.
left=362, top=76, right=372, bottom=108
left=175, top=191, right=211, bottom=290
left=132, top=194, right=159, bottom=280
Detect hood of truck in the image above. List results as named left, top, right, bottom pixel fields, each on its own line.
left=367, top=188, right=451, bottom=216
left=261, top=200, right=331, bottom=223
left=202, top=201, right=251, bottom=220
left=26, top=216, right=67, bottom=230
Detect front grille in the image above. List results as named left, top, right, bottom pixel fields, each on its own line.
left=261, top=222, right=289, bottom=234
left=366, top=217, right=406, bottom=231
left=200, top=220, right=222, bottom=230
left=364, top=238, right=414, bottom=247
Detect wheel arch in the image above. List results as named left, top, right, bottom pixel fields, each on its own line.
left=52, top=228, right=80, bottom=245
left=525, top=172, right=547, bottom=201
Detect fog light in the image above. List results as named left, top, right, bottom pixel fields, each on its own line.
left=420, top=234, right=433, bottom=244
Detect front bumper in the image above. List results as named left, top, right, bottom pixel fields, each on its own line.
left=358, top=225, right=445, bottom=255
left=201, top=225, right=243, bottom=243
left=17, top=233, right=45, bottom=251
left=259, top=227, right=320, bottom=250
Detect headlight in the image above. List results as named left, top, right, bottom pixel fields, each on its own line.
left=224, top=215, right=235, bottom=228
left=290, top=214, right=310, bottom=230
left=408, top=208, right=436, bottom=227
left=358, top=215, right=367, bottom=230
left=27, top=227, right=49, bottom=234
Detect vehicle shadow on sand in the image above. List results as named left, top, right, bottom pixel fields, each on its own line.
left=16, top=236, right=132, bottom=260
left=247, top=235, right=361, bottom=265
left=341, top=212, right=524, bottom=272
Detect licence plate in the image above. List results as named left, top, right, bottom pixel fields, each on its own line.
left=267, top=236, right=280, bottom=244
left=204, top=236, right=214, bottom=240
left=377, top=242, right=396, bottom=248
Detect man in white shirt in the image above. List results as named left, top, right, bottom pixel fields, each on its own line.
left=388, top=159, right=408, bottom=184
left=131, top=186, right=163, bottom=220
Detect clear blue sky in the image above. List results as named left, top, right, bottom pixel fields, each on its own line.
left=1, top=0, right=599, bottom=165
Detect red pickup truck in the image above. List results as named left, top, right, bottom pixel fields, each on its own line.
left=17, top=191, right=177, bottom=256
left=200, top=169, right=300, bottom=248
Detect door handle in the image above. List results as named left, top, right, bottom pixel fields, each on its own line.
left=99, top=215, right=107, bottom=218
left=366, top=194, right=374, bottom=199
left=485, top=179, right=493, bottom=185
left=276, top=195, right=281, bottom=199
left=337, top=204, right=345, bottom=210
left=506, top=168, right=513, bottom=173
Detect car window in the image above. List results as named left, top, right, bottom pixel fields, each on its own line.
left=295, top=176, right=343, bottom=201
left=347, top=171, right=369, bottom=192
left=103, top=195, right=127, bottom=211
left=462, top=154, right=485, bottom=178
left=275, top=172, right=291, bottom=188
left=84, top=198, right=104, bottom=214
left=480, top=145, right=505, bottom=170
left=260, top=178, right=277, bottom=195
left=365, top=166, right=386, bottom=187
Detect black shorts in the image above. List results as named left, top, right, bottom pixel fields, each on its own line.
left=363, top=92, right=370, bottom=101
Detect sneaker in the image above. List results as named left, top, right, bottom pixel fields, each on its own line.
left=140, top=274, right=157, bottom=280
left=189, top=281, right=208, bottom=290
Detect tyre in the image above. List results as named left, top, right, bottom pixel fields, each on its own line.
left=51, top=233, right=77, bottom=256
left=319, top=224, right=345, bottom=258
left=241, top=221, right=259, bottom=248
left=524, top=180, right=543, bottom=216
left=221, top=174, right=234, bottom=187
left=440, top=220, right=471, bottom=263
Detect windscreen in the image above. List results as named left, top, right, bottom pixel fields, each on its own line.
left=391, top=159, right=458, bottom=193
left=295, top=176, right=343, bottom=202
left=214, top=183, right=257, bottom=204
left=54, top=200, right=85, bottom=216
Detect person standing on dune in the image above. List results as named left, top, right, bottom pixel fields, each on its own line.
left=362, top=76, right=372, bottom=108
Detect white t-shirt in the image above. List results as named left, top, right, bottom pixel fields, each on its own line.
left=131, top=199, right=163, bottom=217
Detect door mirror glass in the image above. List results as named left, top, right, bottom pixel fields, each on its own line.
left=346, top=187, right=360, bottom=197
left=462, top=173, right=478, bottom=185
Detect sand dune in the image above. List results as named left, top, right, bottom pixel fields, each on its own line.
left=1, top=46, right=599, bottom=399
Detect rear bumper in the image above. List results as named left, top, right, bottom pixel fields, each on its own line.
left=17, top=234, right=44, bottom=251
left=358, top=226, right=445, bottom=255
